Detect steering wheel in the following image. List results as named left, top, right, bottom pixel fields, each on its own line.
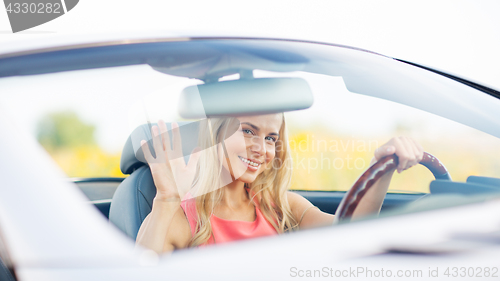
left=335, top=152, right=450, bottom=222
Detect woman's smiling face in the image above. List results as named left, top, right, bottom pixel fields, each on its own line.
left=222, top=114, right=283, bottom=183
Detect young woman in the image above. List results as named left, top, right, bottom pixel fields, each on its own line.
left=136, top=114, right=423, bottom=254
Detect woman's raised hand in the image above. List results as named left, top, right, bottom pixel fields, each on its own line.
left=373, top=136, right=424, bottom=173
left=141, top=120, right=201, bottom=202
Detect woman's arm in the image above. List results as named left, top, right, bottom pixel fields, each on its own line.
left=136, top=199, right=191, bottom=253
left=352, top=136, right=423, bottom=217
left=136, top=200, right=178, bottom=252
left=289, top=137, right=423, bottom=228
left=135, top=120, right=198, bottom=253
left=287, top=191, right=334, bottom=229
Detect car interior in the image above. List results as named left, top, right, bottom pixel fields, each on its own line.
left=75, top=139, right=500, bottom=239
left=105, top=121, right=429, bottom=239
left=2, top=38, right=500, bottom=252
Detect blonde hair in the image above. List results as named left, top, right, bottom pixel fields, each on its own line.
left=188, top=115, right=297, bottom=247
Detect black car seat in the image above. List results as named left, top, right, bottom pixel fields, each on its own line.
left=0, top=256, right=15, bottom=281
left=109, top=122, right=199, bottom=240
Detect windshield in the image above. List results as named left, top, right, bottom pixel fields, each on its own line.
left=1, top=39, right=500, bottom=195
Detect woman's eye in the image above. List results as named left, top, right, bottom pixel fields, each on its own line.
left=265, top=136, right=277, bottom=143
left=242, top=129, right=253, bottom=135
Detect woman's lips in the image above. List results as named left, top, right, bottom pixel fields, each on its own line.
left=238, top=156, right=261, bottom=171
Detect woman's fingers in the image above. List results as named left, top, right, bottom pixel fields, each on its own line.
left=395, top=137, right=423, bottom=172
left=393, top=137, right=410, bottom=173
left=374, top=136, right=424, bottom=173
left=410, top=137, right=424, bottom=162
left=171, top=122, right=183, bottom=158
left=374, top=145, right=395, bottom=161
left=158, top=119, right=171, bottom=153
left=404, top=137, right=420, bottom=167
left=151, top=125, right=164, bottom=162
left=143, top=120, right=195, bottom=168
left=140, top=139, right=154, bottom=163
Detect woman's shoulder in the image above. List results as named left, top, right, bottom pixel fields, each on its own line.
left=286, top=191, right=335, bottom=229
left=286, top=191, right=312, bottom=205
left=286, top=191, right=315, bottom=221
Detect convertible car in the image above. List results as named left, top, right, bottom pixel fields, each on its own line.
left=1, top=33, right=500, bottom=280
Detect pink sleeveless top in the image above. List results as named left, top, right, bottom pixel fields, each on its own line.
left=180, top=191, right=278, bottom=246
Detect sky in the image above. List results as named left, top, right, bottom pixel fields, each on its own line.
left=0, top=0, right=500, bottom=89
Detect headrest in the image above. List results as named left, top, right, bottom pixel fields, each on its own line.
left=120, top=122, right=200, bottom=175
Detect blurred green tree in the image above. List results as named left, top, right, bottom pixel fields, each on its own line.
left=36, top=111, right=96, bottom=151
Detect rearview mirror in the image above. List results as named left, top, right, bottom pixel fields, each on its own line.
left=178, top=77, right=314, bottom=118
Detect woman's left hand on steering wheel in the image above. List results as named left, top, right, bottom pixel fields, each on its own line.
left=372, top=136, right=424, bottom=174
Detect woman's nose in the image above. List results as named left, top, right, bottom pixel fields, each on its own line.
left=250, top=136, right=266, bottom=155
